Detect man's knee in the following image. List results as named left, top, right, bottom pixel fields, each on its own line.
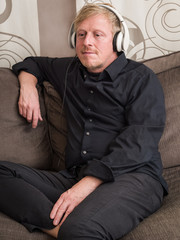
left=58, top=217, right=108, bottom=240
left=0, top=161, right=14, bottom=177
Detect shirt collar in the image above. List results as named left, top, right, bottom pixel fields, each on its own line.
left=103, top=52, right=128, bottom=81
left=78, top=51, right=128, bottom=82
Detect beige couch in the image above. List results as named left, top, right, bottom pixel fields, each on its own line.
left=0, top=51, right=179, bottom=240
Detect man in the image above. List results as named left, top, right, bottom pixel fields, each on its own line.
left=0, top=3, right=168, bottom=240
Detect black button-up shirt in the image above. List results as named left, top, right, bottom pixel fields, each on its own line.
left=13, top=52, right=168, bottom=194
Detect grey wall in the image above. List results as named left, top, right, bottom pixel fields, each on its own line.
left=38, top=0, right=76, bottom=57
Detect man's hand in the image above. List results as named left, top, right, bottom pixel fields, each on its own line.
left=18, top=71, right=43, bottom=128
left=50, top=176, right=103, bottom=227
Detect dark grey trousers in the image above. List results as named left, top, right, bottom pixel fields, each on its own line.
left=0, top=161, right=164, bottom=240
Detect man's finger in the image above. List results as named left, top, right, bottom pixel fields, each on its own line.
left=26, top=109, right=33, bottom=123
left=32, top=109, right=40, bottom=128
left=50, top=197, right=63, bottom=220
left=39, top=111, right=43, bottom=122
left=53, top=201, right=69, bottom=226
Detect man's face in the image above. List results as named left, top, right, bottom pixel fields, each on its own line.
left=75, top=14, right=118, bottom=73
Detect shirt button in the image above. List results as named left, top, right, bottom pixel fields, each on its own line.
left=89, top=119, right=93, bottom=122
left=90, top=90, right=94, bottom=94
left=87, top=107, right=91, bottom=111
left=86, top=131, right=90, bottom=136
left=84, top=74, right=87, bottom=79
left=82, top=150, right=87, bottom=155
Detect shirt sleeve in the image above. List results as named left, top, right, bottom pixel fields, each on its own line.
left=12, top=56, right=73, bottom=96
left=79, top=68, right=166, bottom=182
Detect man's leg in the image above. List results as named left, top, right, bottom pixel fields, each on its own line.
left=58, top=172, right=164, bottom=240
left=0, top=161, right=76, bottom=233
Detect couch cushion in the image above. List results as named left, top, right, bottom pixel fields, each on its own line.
left=43, top=81, right=67, bottom=171
left=0, top=213, right=54, bottom=240
left=143, top=52, right=180, bottom=169
left=143, top=51, right=180, bottom=75
left=121, top=166, right=180, bottom=240
left=0, top=68, right=52, bottom=169
left=158, top=66, right=180, bottom=168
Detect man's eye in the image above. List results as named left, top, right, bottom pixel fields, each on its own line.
left=78, top=33, right=85, bottom=38
left=95, top=33, right=102, bottom=38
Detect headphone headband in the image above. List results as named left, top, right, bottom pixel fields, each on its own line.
left=68, top=4, right=130, bottom=52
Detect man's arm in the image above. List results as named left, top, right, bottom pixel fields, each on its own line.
left=50, top=176, right=103, bottom=227
left=18, top=71, right=43, bottom=128
left=13, top=56, right=76, bottom=128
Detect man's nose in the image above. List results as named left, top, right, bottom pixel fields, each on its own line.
left=83, top=33, right=93, bottom=46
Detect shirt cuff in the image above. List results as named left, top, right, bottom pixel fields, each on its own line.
left=79, top=160, right=114, bottom=182
left=12, top=58, right=43, bottom=83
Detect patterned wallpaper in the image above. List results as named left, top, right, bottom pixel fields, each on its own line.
left=1, top=0, right=180, bottom=68
left=76, top=0, right=180, bottom=61
left=0, top=0, right=40, bottom=68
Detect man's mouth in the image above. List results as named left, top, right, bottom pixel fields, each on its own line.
left=82, top=51, right=95, bottom=55
left=81, top=48, right=97, bottom=55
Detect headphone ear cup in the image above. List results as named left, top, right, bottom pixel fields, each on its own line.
left=121, top=22, right=130, bottom=51
left=113, top=31, right=123, bottom=52
left=71, top=32, right=76, bottom=48
left=68, top=23, right=76, bottom=48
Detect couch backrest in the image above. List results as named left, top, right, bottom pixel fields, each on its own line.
left=43, top=81, right=67, bottom=171
left=0, top=68, right=52, bottom=169
left=143, top=51, right=180, bottom=168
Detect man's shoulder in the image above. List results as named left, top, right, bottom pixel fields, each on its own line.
left=53, top=56, right=77, bottom=64
left=49, top=56, right=80, bottom=72
left=126, top=58, right=155, bottom=77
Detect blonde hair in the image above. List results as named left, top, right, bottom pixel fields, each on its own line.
left=73, top=3, right=122, bottom=36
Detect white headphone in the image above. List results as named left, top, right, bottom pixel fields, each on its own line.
left=69, top=4, right=130, bottom=52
